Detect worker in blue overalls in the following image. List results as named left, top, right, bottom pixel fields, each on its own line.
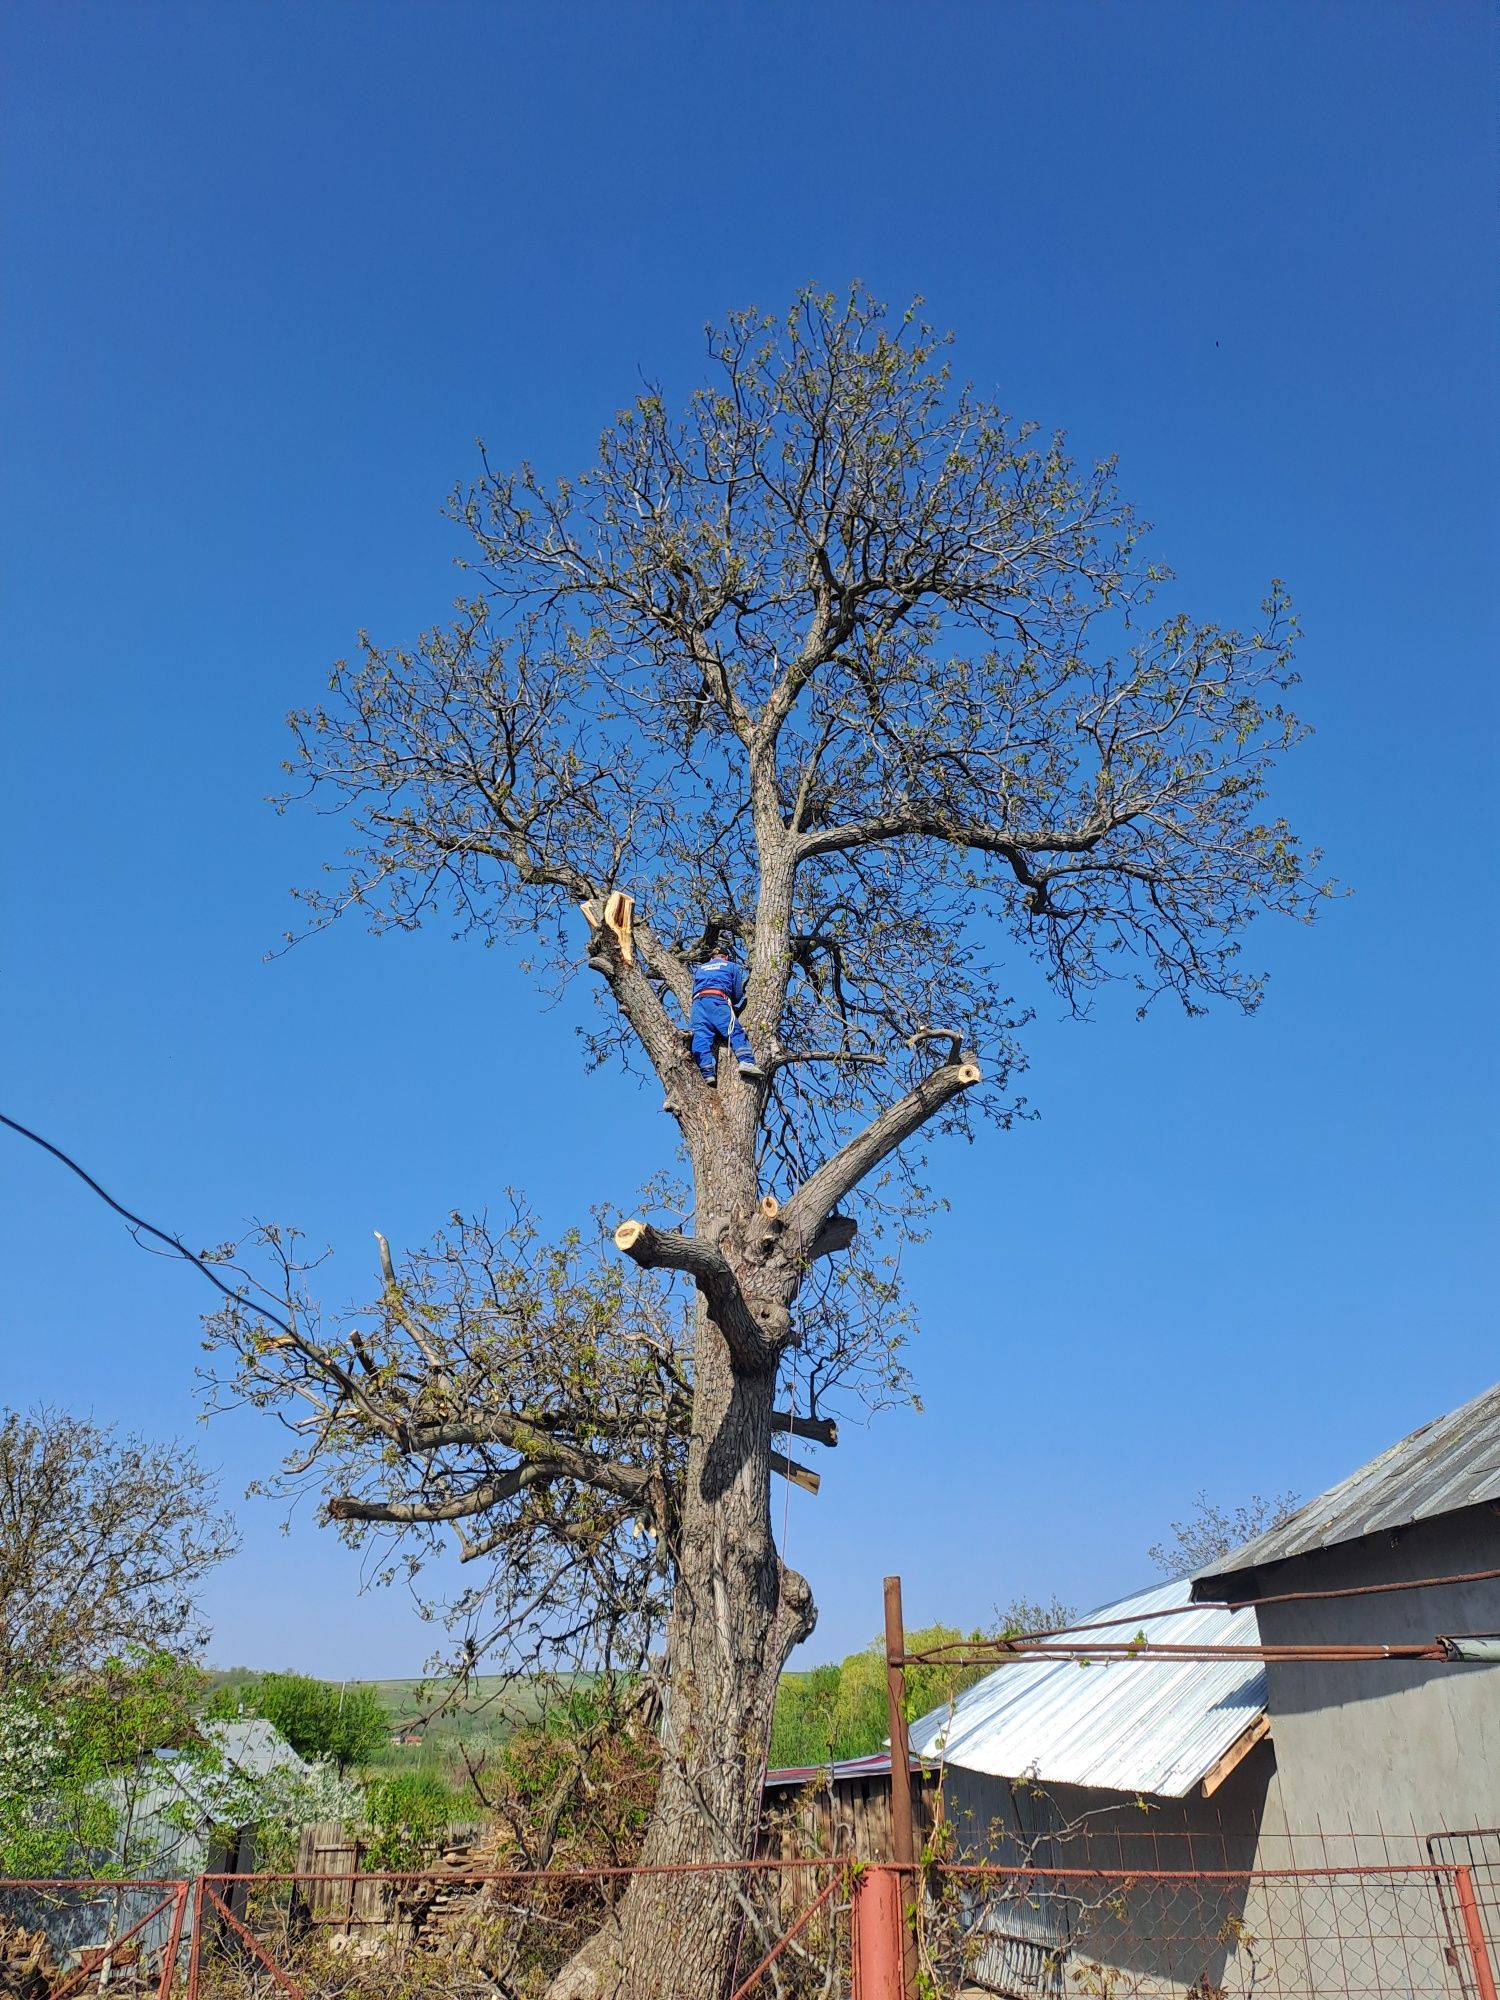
left=690, top=935, right=764, bottom=1085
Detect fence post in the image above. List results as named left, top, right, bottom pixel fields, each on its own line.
left=883, top=1576, right=914, bottom=1873
left=158, top=1881, right=190, bottom=2000
left=882, top=1576, right=918, bottom=1998
left=853, top=1867, right=907, bottom=2000
left=1456, top=1867, right=1498, bottom=2000
left=185, top=1876, right=205, bottom=2000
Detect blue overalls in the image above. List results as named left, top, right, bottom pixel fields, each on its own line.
left=690, top=956, right=756, bottom=1081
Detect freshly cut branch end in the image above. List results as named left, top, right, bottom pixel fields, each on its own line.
left=770, top=1450, right=821, bottom=1495
left=603, top=889, right=636, bottom=966
left=614, top=1219, right=646, bottom=1256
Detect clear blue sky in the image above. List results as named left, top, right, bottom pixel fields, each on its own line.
left=2, top=1, right=1495, bottom=1677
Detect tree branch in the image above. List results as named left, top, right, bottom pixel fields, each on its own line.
left=780, top=1052, right=982, bottom=1245
left=770, top=1451, right=821, bottom=1496
left=776, top=1410, right=838, bottom=1448
left=613, top=1220, right=776, bottom=1371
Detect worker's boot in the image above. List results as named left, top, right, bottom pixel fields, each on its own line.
left=738, top=1061, right=765, bottom=1080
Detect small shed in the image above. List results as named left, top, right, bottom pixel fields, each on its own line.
left=1191, top=1378, right=1500, bottom=1982
left=0, top=1719, right=315, bottom=1976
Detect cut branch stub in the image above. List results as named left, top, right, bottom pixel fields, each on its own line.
left=603, top=889, right=636, bottom=965
left=770, top=1450, right=821, bottom=1496
left=614, top=1218, right=648, bottom=1258
left=776, top=1410, right=837, bottom=1448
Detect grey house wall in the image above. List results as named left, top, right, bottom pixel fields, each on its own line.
left=935, top=1746, right=1276, bottom=1998
left=1223, top=1506, right=1500, bottom=2000
left=1241, top=1502, right=1500, bottom=1844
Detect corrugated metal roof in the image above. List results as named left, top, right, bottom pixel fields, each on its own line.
left=905, top=1579, right=1266, bottom=1800
left=1192, top=1378, right=1500, bottom=1594
left=765, top=1751, right=917, bottom=1788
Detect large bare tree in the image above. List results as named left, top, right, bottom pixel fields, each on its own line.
left=211, top=289, right=1327, bottom=1998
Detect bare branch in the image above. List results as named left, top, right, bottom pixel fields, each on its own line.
left=781, top=1052, right=982, bottom=1244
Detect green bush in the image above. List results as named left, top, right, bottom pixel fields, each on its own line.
left=208, top=1672, right=389, bottom=1772
left=362, top=1769, right=461, bottom=1869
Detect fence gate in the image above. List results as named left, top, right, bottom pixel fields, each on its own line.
left=1428, top=1831, right=1500, bottom=1996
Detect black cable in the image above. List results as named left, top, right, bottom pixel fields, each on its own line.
left=1, top=1109, right=296, bottom=1339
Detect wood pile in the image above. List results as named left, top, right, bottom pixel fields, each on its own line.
left=0, top=1919, right=144, bottom=2000
left=400, top=1825, right=514, bottom=1947
left=0, top=1918, right=59, bottom=2000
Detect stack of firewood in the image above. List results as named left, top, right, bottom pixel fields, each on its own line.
left=0, top=1917, right=60, bottom=2000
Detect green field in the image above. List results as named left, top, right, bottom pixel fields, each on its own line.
left=207, top=1667, right=576, bottom=1777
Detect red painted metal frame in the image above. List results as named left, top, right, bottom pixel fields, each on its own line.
left=727, top=1866, right=847, bottom=2000
left=192, top=1881, right=305, bottom=1998
left=1456, top=1867, right=1500, bottom=2000
left=0, top=1880, right=189, bottom=2000
left=6, top=1853, right=1485, bottom=1998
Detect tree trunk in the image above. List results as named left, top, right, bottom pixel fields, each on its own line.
left=549, top=1140, right=815, bottom=2000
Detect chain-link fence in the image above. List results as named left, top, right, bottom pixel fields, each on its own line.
left=181, top=1859, right=850, bottom=1999
left=911, top=1862, right=1492, bottom=2000
left=0, top=1858, right=1492, bottom=1999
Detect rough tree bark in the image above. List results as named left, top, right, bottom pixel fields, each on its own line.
left=567, top=886, right=982, bottom=1996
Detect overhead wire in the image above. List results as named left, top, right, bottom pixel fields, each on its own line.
left=0, top=1109, right=295, bottom=1339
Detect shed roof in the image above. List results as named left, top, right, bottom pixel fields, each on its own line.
left=904, top=1579, right=1266, bottom=1800
left=1191, top=1378, right=1500, bottom=1596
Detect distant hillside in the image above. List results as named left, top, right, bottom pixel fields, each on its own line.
left=202, top=1668, right=575, bottom=1771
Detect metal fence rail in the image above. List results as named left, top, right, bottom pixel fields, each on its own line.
left=0, top=1858, right=1493, bottom=1998
left=910, top=1862, right=1496, bottom=2000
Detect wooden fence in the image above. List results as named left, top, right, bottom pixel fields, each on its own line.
left=292, top=1820, right=486, bottom=1937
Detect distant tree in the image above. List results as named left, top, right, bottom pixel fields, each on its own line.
left=1147, top=1489, right=1301, bottom=1576
left=0, top=1649, right=207, bottom=1877
left=770, top=1624, right=997, bottom=1767
left=768, top=1662, right=843, bottom=1768
left=209, top=1672, right=389, bottom=1772
left=0, top=1408, right=238, bottom=1683
left=994, top=1594, right=1075, bottom=1637
left=211, top=285, right=1330, bottom=1998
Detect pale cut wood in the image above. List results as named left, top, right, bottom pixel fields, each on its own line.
left=1200, top=1712, right=1271, bottom=1797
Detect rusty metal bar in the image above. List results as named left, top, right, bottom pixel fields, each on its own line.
left=185, top=1877, right=205, bottom=2000
left=899, top=1638, right=1449, bottom=1665
left=1456, top=1865, right=1499, bottom=2000
left=201, top=1883, right=304, bottom=1997
left=156, top=1880, right=189, bottom=2000
left=726, top=1866, right=845, bottom=2000
left=872, top=1858, right=1459, bottom=1881
left=883, top=1576, right=914, bottom=1872
left=909, top=1561, right=1500, bottom=1654
left=883, top=1576, right=918, bottom=2000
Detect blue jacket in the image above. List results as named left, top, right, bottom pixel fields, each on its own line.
left=691, top=955, right=747, bottom=1011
